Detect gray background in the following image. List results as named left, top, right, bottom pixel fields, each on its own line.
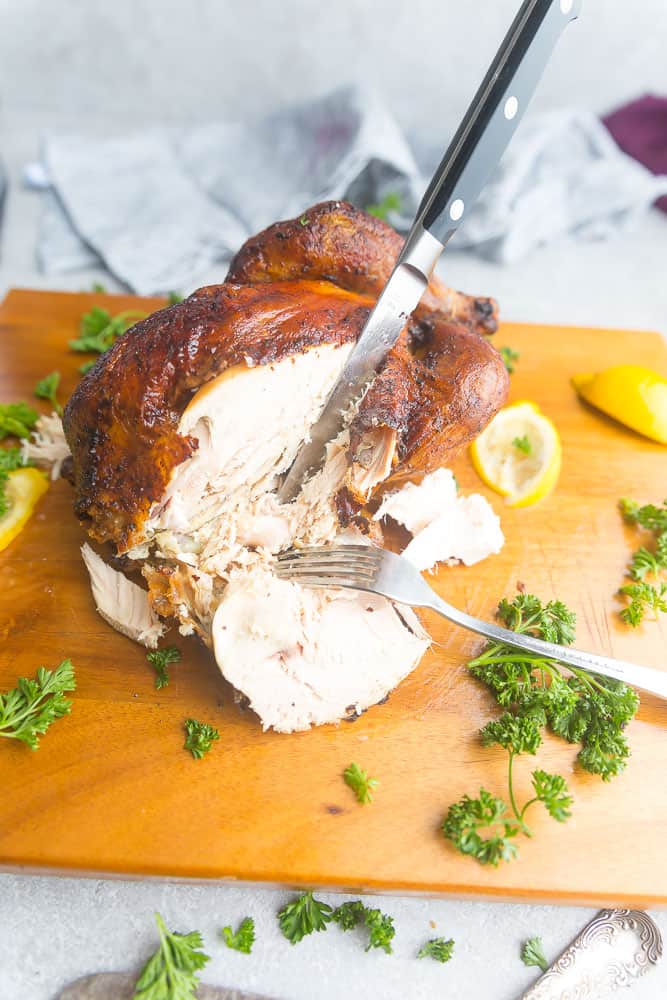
left=1, top=1, right=666, bottom=998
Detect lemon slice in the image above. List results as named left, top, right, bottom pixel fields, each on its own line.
left=0, top=468, right=49, bottom=552
left=571, top=365, right=667, bottom=444
left=471, top=401, right=561, bottom=507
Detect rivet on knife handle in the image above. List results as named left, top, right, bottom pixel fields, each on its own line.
left=277, top=0, right=581, bottom=502
left=418, top=0, right=582, bottom=245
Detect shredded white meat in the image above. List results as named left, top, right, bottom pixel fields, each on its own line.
left=21, top=412, right=71, bottom=480
left=81, top=543, right=165, bottom=648
left=375, top=468, right=504, bottom=571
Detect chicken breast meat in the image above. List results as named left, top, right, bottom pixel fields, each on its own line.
left=63, top=200, right=508, bottom=733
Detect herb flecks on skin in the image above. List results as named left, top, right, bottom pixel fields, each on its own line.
left=278, top=892, right=333, bottom=944
left=133, top=911, right=209, bottom=999
left=418, top=937, right=454, bottom=963
left=365, top=191, right=402, bottom=222
left=618, top=498, right=667, bottom=626
left=0, top=402, right=39, bottom=440
left=0, top=659, right=75, bottom=750
left=499, top=346, right=520, bottom=374
left=220, top=917, right=255, bottom=954
left=521, top=936, right=548, bottom=972
left=146, top=646, right=181, bottom=689
left=183, top=718, right=220, bottom=759
left=343, top=762, right=379, bottom=804
left=34, top=372, right=63, bottom=416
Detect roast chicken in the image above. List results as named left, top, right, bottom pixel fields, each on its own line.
left=63, top=200, right=509, bottom=732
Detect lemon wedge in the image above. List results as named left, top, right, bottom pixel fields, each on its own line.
left=470, top=401, right=561, bottom=507
left=571, top=365, right=667, bottom=444
left=0, top=467, right=49, bottom=552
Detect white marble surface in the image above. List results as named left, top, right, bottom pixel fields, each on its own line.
left=1, top=1, right=667, bottom=997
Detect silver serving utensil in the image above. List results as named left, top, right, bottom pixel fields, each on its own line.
left=274, top=545, right=667, bottom=698
left=521, top=909, right=663, bottom=1000
left=278, top=0, right=582, bottom=502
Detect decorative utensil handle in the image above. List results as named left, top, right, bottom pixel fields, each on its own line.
left=416, top=0, right=581, bottom=246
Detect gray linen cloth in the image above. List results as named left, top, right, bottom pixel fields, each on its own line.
left=26, top=87, right=667, bottom=294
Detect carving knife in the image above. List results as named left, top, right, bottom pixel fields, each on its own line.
left=278, top=0, right=581, bottom=502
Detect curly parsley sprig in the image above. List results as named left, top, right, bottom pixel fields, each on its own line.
left=278, top=892, right=333, bottom=944
left=332, top=901, right=395, bottom=954
left=0, top=659, right=76, bottom=750
left=443, top=593, right=639, bottom=866
left=220, top=917, right=255, bottom=954
left=133, top=912, right=209, bottom=1000
left=183, top=718, right=219, bottom=759
left=618, top=499, right=667, bottom=626
left=147, top=646, right=181, bottom=690
left=418, top=937, right=454, bottom=963
left=343, top=762, right=379, bottom=804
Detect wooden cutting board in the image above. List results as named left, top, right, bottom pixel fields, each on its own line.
left=1, top=288, right=666, bottom=906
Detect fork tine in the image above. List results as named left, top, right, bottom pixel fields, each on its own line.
left=276, top=547, right=381, bottom=567
left=275, top=561, right=376, bottom=581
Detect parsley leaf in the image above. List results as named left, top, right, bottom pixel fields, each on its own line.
left=70, top=306, right=146, bottom=371
left=418, top=937, right=454, bottom=963
left=521, top=936, right=548, bottom=972
left=0, top=402, right=39, bottom=440
left=299, top=214, right=310, bottom=226
left=331, top=900, right=366, bottom=931
left=442, top=789, right=519, bottom=866
left=364, top=908, right=395, bottom=954
left=0, top=659, right=76, bottom=750
left=278, top=892, right=333, bottom=944
left=365, top=191, right=402, bottom=222
left=512, top=435, right=531, bottom=455
left=618, top=499, right=667, bottom=625
left=343, top=762, right=379, bottom=804
left=183, top=718, right=220, bottom=759
left=499, top=346, right=520, bottom=374
left=332, top=901, right=395, bottom=953
left=620, top=581, right=667, bottom=626
left=34, top=372, right=63, bottom=415
left=166, top=291, right=183, bottom=305
left=0, top=447, right=27, bottom=517
left=445, top=591, right=639, bottom=865
left=133, top=911, right=209, bottom=1000
left=529, top=769, right=572, bottom=822
left=220, top=917, right=255, bottom=954
left=146, top=646, right=181, bottom=690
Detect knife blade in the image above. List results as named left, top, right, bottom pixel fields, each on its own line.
left=277, top=0, right=581, bottom=503
left=277, top=226, right=442, bottom=502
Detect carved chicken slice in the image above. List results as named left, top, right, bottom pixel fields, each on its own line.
left=63, top=201, right=508, bottom=732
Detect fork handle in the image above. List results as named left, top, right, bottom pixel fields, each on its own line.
left=425, top=595, right=667, bottom=699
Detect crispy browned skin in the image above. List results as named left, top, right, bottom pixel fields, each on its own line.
left=351, top=319, right=508, bottom=491
left=227, top=200, right=499, bottom=335
left=64, top=280, right=372, bottom=546
left=64, top=202, right=508, bottom=549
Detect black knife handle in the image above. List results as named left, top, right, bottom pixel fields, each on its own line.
left=418, top=0, right=581, bottom=246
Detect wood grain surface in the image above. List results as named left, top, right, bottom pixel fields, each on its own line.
left=1, top=289, right=666, bottom=905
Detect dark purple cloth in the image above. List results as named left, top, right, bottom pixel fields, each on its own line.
left=603, top=94, right=667, bottom=213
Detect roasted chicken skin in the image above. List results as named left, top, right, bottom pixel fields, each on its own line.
left=63, top=201, right=508, bottom=551
left=227, top=200, right=499, bottom=335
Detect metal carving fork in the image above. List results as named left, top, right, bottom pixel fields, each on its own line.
left=275, top=545, right=667, bottom=699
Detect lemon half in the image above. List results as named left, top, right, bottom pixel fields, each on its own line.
left=0, top=468, right=49, bottom=552
left=571, top=365, right=667, bottom=444
left=471, top=401, right=561, bottom=507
